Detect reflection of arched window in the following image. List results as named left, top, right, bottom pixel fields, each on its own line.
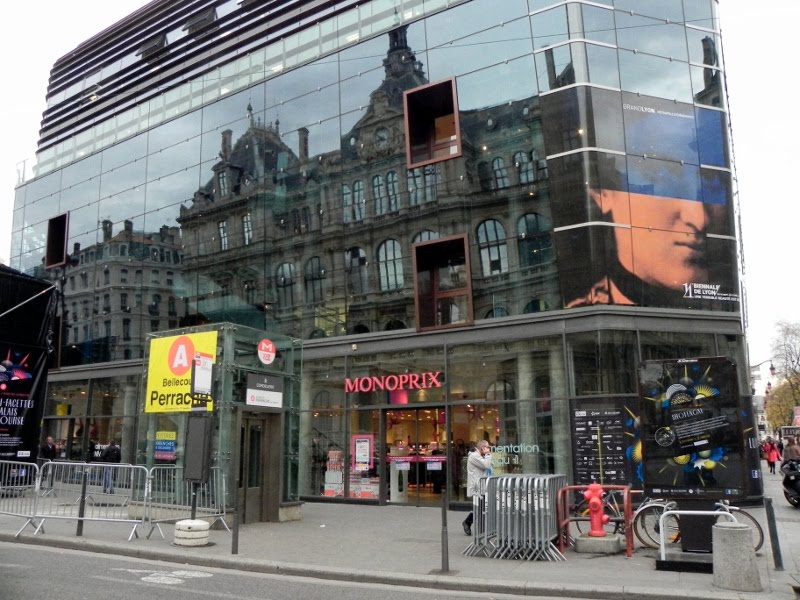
left=352, top=180, right=365, bottom=221
left=485, top=380, right=516, bottom=402
left=492, top=157, right=509, bottom=189
left=345, top=247, right=368, bottom=295
left=384, top=319, right=406, bottom=330
left=309, top=328, right=326, bottom=339
left=304, top=256, right=325, bottom=304
left=373, top=175, right=387, bottom=215
left=407, top=166, right=438, bottom=205
left=342, top=184, right=352, bottom=223
left=517, top=213, right=553, bottom=267
left=412, top=230, right=440, bottom=244
left=377, top=239, right=403, bottom=291
left=484, top=306, right=509, bottom=319
left=386, top=171, right=399, bottom=212
left=524, top=299, right=549, bottom=313
left=477, top=161, right=493, bottom=191
left=476, top=219, right=508, bottom=275
left=243, top=280, right=257, bottom=304
left=514, top=151, right=534, bottom=184
left=276, top=263, right=295, bottom=309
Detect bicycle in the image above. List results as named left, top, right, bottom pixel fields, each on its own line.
left=633, top=499, right=763, bottom=551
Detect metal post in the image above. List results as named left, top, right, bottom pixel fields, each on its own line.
left=76, top=467, right=88, bottom=536
left=440, top=488, right=450, bottom=573
left=764, top=497, right=784, bottom=571
left=190, top=481, right=199, bottom=521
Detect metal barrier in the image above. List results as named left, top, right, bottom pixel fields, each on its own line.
left=147, top=465, right=229, bottom=539
left=555, top=484, right=634, bottom=558
left=0, top=460, right=229, bottom=542
left=463, top=474, right=567, bottom=561
left=28, top=461, right=150, bottom=541
left=0, top=460, right=40, bottom=536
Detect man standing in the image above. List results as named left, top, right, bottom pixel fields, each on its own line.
left=100, top=439, right=121, bottom=493
left=462, top=439, right=493, bottom=536
left=39, top=436, right=57, bottom=461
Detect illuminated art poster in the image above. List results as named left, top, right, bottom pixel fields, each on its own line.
left=638, top=357, right=747, bottom=500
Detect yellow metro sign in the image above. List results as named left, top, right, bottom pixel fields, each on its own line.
left=145, top=331, right=218, bottom=413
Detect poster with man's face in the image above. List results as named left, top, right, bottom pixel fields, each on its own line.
left=543, top=88, right=739, bottom=310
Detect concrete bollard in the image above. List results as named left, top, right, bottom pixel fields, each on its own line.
left=174, top=519, right=211, bottom=547
left=712, top=521, right=761, bottom=592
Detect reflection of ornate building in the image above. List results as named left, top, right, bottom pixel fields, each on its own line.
left=11, top=0, right=753, bottom=511
left=178, top=28, right=558, bottom=339
left=46, top=219, right=184, bottom=364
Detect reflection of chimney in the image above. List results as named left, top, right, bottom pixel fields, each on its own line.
left=221, top=129, right=232, bottom=160
left=298, top=127, right=309, bottom=161
left=124, top=220, right=133, bottom=233
left=101, top=219, right=113, bottom=241
left=73, top=242, right=81, bottom=255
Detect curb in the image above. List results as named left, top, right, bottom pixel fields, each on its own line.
left=0, top=531, right=773, bottom=600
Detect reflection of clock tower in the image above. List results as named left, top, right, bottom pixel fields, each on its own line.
left=345, top=26, right=429, bottom=162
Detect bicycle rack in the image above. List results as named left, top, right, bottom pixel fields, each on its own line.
left=658, top=509, right=737, bottom=561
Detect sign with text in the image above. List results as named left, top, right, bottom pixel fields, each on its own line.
left=0, top=345, right=48, bottom=460
left=145, top=332, right=218, bottom=413
left=257, top=339, right=276, bottom=365
left=639, top=357, right=746, bottom=500
left=246, top=373, right=283, bottom=408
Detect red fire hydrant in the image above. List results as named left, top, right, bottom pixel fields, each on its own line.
left=583, top=483, right=608, bottom=537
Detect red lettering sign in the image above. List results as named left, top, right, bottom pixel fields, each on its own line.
left=344, top=371, right=443, bottom=393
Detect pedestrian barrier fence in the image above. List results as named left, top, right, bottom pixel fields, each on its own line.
left=463, top=474, right=567, bottom=561
left=0, top=460, right=229, bottom=541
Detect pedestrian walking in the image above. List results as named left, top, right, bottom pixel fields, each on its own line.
left=764, top=437, right=781, bottom=474
left=462, top=439, right=492, bottom=536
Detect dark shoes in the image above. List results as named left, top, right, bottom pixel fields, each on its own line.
left=462, top=520, right=471, bottom=536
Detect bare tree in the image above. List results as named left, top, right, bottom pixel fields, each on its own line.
left=770, top=320, right=800, bottom=407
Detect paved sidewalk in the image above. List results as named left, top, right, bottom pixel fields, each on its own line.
left=1, top=471, right=797, bottom=600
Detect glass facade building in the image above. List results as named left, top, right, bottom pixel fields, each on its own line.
left=11, top=0, right=755, bottom=514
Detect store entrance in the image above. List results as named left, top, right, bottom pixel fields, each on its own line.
left=238, top=411, right=281, bottom=523
left=384, top=408, right=446, bottom=507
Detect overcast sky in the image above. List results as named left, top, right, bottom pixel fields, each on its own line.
left=0, top=1, right=794, bottom=370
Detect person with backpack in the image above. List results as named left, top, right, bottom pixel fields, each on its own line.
left=101, top=439, right=121, bottom=493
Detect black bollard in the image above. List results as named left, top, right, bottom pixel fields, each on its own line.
left=763, top=497, right=784, bottom=571
left=440, top=489, right=450, bottom=573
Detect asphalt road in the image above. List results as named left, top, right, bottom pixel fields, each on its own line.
left=0, top=542, right=592, bottom=600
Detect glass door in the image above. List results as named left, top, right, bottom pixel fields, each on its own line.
left=385, top=408, right=446, bottom=506
left=239, top=414, right=266, bottom=523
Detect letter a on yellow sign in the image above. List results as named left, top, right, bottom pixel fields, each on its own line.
left=145, top=331, right=218, bottom=413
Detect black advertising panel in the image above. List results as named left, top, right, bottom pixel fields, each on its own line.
left=184, top=415, right=212, bottom=482
left=0, top=266, right=56, bottom=461
left=0, top=344, right=49, bottom=461
left=570, top=398, right=641, bottom=487
left=638, top=357, right=746, bottom=500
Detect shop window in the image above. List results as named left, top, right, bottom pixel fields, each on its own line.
left=517, top=213, right=553, bottom=267
left=477, top=220, right=508, bottom=275
left=413, top=234, right=473, bottom=331
left=377, top=240, right=404, bottom=291
left=404, top=78, right=462, bottom=168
